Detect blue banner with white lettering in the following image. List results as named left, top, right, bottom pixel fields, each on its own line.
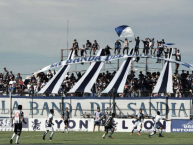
left=171, top=119, right=193, bottom=132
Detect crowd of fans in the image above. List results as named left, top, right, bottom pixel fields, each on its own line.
left=71, top=38, right=181, bottom=72
left=0, top=66, right=193, bottom=97
left=0, top=37, right=186, bottom=97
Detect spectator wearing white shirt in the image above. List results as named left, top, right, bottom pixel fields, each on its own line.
left=123, top=38, right=132, bottom=55
left=148, top=38, right=155, bottom=55
left=175, top=49, right=181, bottom=72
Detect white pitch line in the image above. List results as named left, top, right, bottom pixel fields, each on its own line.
left=0, top=135, right=42, bottom=141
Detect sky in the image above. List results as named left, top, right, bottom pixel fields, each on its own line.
left=0, top=0, right=193, bottom=77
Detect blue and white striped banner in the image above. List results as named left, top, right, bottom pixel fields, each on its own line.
left=102, top=49, right=134, bottom=94
left=34, top=49, right=193, bottom=75
left=68, top=49, right=105, bottom=93
left=38, top=50, right=74, bottom=94
left=152, top=48, right=173, bottom=93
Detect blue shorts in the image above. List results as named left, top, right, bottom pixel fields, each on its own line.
left=94, top=121, right=101, bottom=125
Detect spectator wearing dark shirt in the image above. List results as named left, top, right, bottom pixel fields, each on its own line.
left=85, top=40, right=92, bottom=56
left=114, top=40, right=121, bottom=55
left=92, top=40, right=99, bottom=55
left=141, top=38, right=149, bottom=55
left=157, top=39, right=165, bottom=55
left=47, top=70, right=53, bottom=81
left=156, top=48, right=161, bottom=63
left=8, top=71, right=15, bottom=81
left=164, top=48, right=169, bottom=58
left=134, top=37, right=140, bottom=55
left=105, top=45, right=112, bottom=56
left=16, top=73, right=22, bottom=82
left=72, top=39, right=79, bottom=56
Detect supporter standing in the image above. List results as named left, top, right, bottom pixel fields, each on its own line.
left=72, top=39, right=79, bottom=56
left=93, top=107, right=102, bottom=132
left=148, top=38, right=154, bottom=55
left=123, top=38, right=132, bottom=55
left=156, top=48, right=161, bottom=63
left=134, top=37, right=140, bottom=55
left=175, top=49, right=181, bottom=72
left=141, top=38, right=149, bottom=55
left=105, top=45, right=112, bottom=56
left=114, top=40, right=121, bottom=55
left=157, top=39, right=165, bottom=56
left=3, top=67, right=9, bottom=80
left=92, top=40, right=99, bottom=55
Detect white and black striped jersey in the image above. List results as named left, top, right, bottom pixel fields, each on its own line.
left=135, top=113, right=144, bottom=122
left=12, top=110, right=24, bottom=124
left=104, top=116, right=114, bottom=126
left=62, top=111, right=70, bottom=120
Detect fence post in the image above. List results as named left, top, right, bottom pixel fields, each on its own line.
left=9, top=92, right=12, bottom=119
left=166, top=96, right=168, bottom=119
left=149, top=96, right=151, bottom=117
left=113, top=88, right=116, bottom=114
left=61, top=96, right=64, bottom=114
left=32, top=94, right=33, bottom=118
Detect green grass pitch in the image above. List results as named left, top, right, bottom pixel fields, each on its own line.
left=0, top=131, right=192, bottom=144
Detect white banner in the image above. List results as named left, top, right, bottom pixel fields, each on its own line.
left=13, top=118, right=171, bottom=132
left=33, top=53, right=193, bottom=74
left=114, top=119, right=171, bottom=132
left=28, top=118, right=93, bottom=131
left=0, top=118, right=29, bottom=131
left=0, top=96, right=190, bottom=119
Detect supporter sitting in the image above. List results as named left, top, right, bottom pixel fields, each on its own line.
left=8, top=71, right=15, bottom=81
left=16, top=73, right=22, bottom=82
left=81, top=45, right=85, bottom=57
left=85, top=40, right=92, bottom=56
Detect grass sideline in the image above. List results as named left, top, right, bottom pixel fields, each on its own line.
left=0, top=131, right=192, bottom=144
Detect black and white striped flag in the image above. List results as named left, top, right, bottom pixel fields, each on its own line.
left=101, top=49, right=134, bottom=94
left=38, top=50, right=74, bottom=94
left=68, top=49, right=105, bottom=93
left=152, top=48, right=173, bottom=93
